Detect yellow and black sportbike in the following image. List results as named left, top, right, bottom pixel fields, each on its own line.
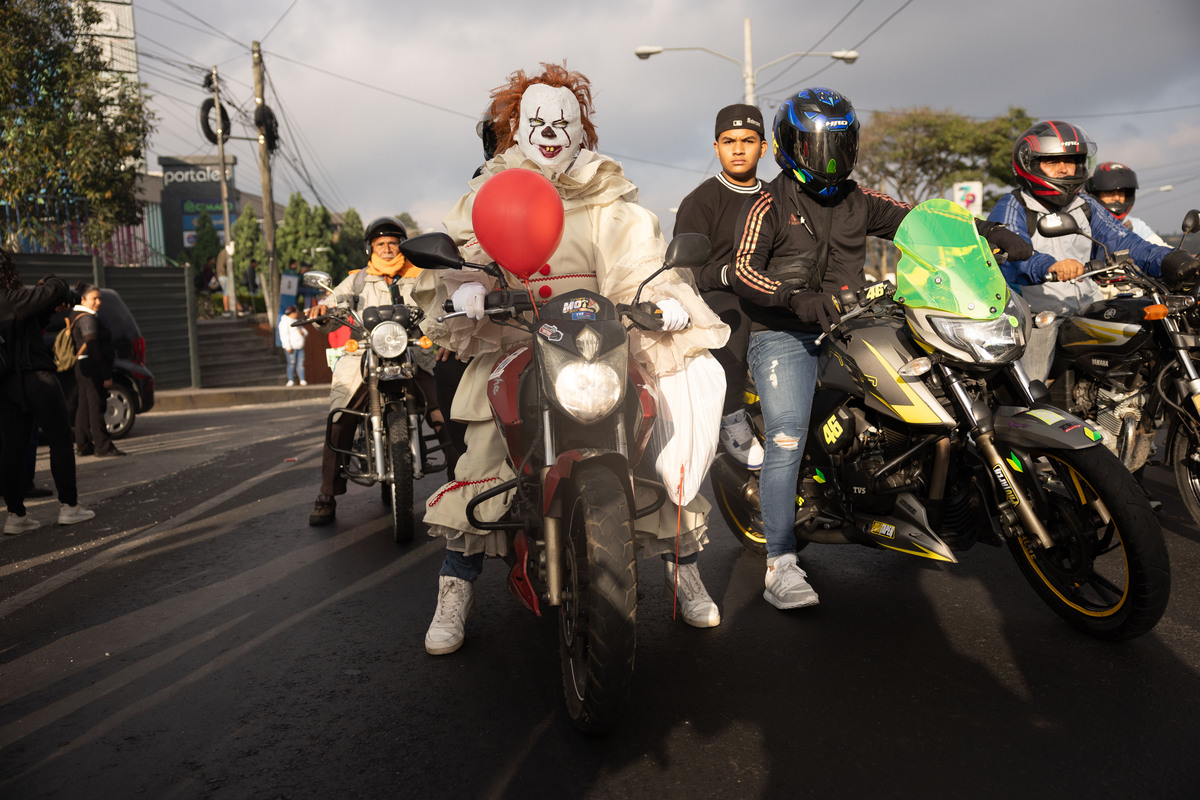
left=712, top=199, right=1170, bottom=641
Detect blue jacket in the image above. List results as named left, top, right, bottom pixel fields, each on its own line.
left=988, top=192, right=1171, bottom=287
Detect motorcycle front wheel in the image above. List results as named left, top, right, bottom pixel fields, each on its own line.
left=1166, top=422, right=1200, bottom=530
left=385, top=409, right=414, bottom=544
left=559, top=464, right=637, bottom=734
left=1007, top=445, right=1170, bottom=641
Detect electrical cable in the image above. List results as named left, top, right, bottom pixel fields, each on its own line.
left=755, top=0, right=864, bottom=93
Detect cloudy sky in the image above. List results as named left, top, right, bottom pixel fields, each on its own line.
left=131, top=0, right=1200, bottom=237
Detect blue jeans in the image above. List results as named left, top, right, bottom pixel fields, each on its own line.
left=286, top=349, right=305, bottom=383
left=441, top=550, right=485, bottom=581
left=747, top=329, right=822, bottom=558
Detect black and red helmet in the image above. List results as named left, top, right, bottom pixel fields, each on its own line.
left=1012, top=121, right=1096, bottom=209
left=1086, top=161, right=1139, bottom=220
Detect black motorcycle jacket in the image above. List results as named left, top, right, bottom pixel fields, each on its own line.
left=731, top=174, right=911, bottom=332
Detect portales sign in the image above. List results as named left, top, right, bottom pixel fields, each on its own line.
left=158, top=155, right=238, bottom=261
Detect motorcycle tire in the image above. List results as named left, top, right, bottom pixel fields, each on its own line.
left=559, top=464, right=637, bottom=735
left=1166, top=423, right=1200, bottom=530
left=1006, top=445, right=1170, bottom=641
left=710, top=455, right=807, bottom=557
left=385, top=410, right=414, bottom=544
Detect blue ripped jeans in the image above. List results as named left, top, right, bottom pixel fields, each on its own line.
left=747, top=329, right=822, bottom=559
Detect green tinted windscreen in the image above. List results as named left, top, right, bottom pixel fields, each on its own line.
left=893, top=199, right=1008, bottom=320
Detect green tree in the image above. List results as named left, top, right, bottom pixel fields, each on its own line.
left=274, top=192, right=333, bottom=272
left=397, top=212, right=422, bottom=237
left=856, top=106, right=1035, bottom=209
left=189, top=211, right=221, bottom=268
left=331, top=207, right=365, bottom=282
left=231, top=205, right=265, bottom=282
left=0, top=0, right=155, bottom=246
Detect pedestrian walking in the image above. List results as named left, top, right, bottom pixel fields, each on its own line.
left=278, top=305, right=308, bottom=386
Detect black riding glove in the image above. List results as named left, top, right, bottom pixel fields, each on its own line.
left=789, top=291, right=839, bottom=333
left=1161, top=249, right=1200, bottom=283
left=977, top=221, right=1034, bottom=262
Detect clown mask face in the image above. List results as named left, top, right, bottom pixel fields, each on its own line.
left=517, top=83, right=583, bottom=172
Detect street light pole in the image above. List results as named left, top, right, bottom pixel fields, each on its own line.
left=635, top=17, right=858, bottom=106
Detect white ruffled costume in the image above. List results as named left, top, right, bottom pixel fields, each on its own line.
left=415, top=146, right=729, bottom=559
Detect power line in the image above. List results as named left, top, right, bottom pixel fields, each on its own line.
left=261, top=0, right=300, bottom=43
left=756, top=1, right=865, bottom=93
left=262, top=49, right=475, bottom=121
left=764, top=0, right=915, bottom=104
left=157, top=0, right=245, bottom=48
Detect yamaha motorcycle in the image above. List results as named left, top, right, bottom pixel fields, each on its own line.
left=399, top=227, right=708, bottom=733
left=712, top=199, right=1170, bottom=641
left=1035, top=209, right=1200, bottom=527
left=296, top=270, right=449, bottom=544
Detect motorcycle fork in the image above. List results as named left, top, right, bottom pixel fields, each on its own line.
left=941, top=365, right=1055, bottom=550
left=1162, top=316, right=1200, bottom=417
left=365, top=352, right=387, bottom=481
left=541, top=406, right=565, bottom=607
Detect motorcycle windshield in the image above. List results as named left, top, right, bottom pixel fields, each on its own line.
left=893, top=199, right=1008, bottom=321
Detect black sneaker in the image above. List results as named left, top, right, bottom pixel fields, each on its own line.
left=309, top=495, right=336, bottom=526
left=25, top=485, right=54, bottom=498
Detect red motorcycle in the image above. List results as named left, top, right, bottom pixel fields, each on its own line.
left=400, top=222, right=708, bottom=733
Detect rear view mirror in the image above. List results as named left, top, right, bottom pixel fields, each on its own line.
left=1182, top=209, right=1200, bottom=236
left=664, top=233, right=711, bottom=270
left=1036, top=213, right=1081, bottom=239
left=399, top=233, right=465, bottom=270
left=303, top=270, right=333, bottom=292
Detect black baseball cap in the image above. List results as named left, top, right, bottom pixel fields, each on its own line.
left=715, top=104, right=764, bottom=139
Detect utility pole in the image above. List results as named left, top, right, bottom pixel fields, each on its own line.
left=210, top=66, right=234, bottom=307
left=252, top=41, right=279, bottom=324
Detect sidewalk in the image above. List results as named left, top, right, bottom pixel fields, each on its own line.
left=154, top=384, right=328, bottom=412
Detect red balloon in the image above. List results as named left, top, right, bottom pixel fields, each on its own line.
left=471, top=169, right=565, bottom=280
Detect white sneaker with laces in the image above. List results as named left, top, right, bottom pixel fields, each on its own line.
left=58, top=504, right=96, bottom=525
left=664, top=560, right=721, bottom=628
left=764, top=553, right=820, bottom=609
left=4, top=513, right=41, bottom=535
left=425, top=575, right=475, bottom=655
left=719, top=409, right=765, bottom=470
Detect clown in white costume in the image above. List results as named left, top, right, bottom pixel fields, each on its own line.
left=419, top=63, right=730, bottom=655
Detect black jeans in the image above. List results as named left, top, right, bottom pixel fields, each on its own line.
left=702, top=290, right=752, bottom=415
left=1, top=370, right=78, bottom=514
left=74, top=358, right=114, bottom=455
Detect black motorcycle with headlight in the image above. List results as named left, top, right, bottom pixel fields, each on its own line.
left=399, top=228, right=709, bottom=733
left=295, top=270, right=447, bottom=544
left=1036, top=208, right=1200, bottom=528
left=711, top=198, right=1170, bottom=641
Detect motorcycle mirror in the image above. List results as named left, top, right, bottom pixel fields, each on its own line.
left=303, top=270, right=334, bottom=292
left=399, top=232, right=466, bottom=270
left=663, top=233, right=711, bottom=270
left=1036, top=213, right=1080, bottom=238
left=1182, top=210, right=1200, bottom=236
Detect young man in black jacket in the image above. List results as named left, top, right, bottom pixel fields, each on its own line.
left=731, top=88, right=1030, bottom=610
left=674, top=103, right=767, bottom=470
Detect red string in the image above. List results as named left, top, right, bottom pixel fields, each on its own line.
left=672, top=463, right=684, bottom=619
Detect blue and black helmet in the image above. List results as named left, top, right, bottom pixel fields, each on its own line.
left=773, top=87, right=859, bottom=197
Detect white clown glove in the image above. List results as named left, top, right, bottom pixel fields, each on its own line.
left=656, top=297, right=689, bottom=332
left=451, top=282, right=487, bottom=320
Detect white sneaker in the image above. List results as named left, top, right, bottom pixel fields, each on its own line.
left=764, top=553, right=820, bottom=609
left=719, top=409, right=764, bottom=469
left=425, top=575, right=475, bottom=655
left=664, top=560, right=721, bottom=628
left=299, top=380, right=308, bottom=386
left=286, top=380, right=295, bottom=387
left=4, top=513, right=41, bottom=535
left=58, top=504, right=96, bottom=525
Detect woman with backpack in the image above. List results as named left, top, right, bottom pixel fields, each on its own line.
left=70, top=283, right=125, bottom=458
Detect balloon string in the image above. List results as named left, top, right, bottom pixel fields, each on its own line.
left=523, top=278, right=539, bottom=320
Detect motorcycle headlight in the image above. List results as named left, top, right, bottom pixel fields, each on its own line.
left=929, top=298, right=1028, bottom=364
left=541, top=337, right=627, bottom=423
left=370, top=321, right=408, bottom=358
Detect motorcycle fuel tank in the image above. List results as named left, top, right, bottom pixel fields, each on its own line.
left=1058, top=297, right=1154, bottom=359
left=819, top=317, right=956, bottom=428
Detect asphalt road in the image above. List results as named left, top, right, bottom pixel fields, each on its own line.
left=2, top=399, right=1199, bottom=799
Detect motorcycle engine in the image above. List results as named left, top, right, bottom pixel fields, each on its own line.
left=833, top=410, right=923, bottom=514
left=1077, top=378, right=1153, bottom=470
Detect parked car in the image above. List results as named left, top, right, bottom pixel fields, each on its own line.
left=44, top=287, right=155, bottom=439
